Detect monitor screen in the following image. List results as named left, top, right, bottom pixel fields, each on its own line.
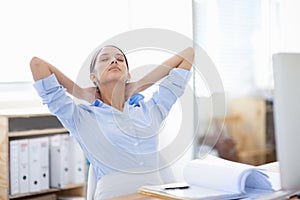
left=273, top=53, right=300, bottom=190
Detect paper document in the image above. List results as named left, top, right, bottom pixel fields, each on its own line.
left=140, top=155, right=280, bottom=200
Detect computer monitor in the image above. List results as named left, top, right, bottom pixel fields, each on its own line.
left=273, top=53, right=300, bottom=190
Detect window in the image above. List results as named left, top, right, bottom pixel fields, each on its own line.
left=193, top=0, right=280, bottom=96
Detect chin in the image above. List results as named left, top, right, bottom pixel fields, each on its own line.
left=100, top=76, right=126, bottom=85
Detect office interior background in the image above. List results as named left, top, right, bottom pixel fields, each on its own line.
left=0, top=0, right=300, bottom=199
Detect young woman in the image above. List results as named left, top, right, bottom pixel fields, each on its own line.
left=30, top=45, right=194, bottom=199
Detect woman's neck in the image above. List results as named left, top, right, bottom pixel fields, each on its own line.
left=99, top=81, right=126, bottom=112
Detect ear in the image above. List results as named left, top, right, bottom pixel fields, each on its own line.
left=127, top=72, right=131, bottom=82
left=90, top=73, right=97, bottom=85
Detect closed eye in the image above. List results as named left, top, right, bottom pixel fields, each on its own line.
left=100, top=58, right=109, bottom=62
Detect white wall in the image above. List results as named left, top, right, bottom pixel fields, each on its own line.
left=0, top=0, right=192, bottom=83
left=0, top=0, right=130, bottom=82
left=278, top=0, right=300, bottom=52
left=128, top=0, right=192, bottom=37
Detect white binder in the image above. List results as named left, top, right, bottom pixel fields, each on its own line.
left=18, top=139, right=29, bottom=193
left=50, top=134, right=70, bottom=188
left=29, top=138, right=41, bottom=192
left=39, top=137, right=50, bottom=190
left=50, top=134, right=63, bottom=188
left=9, top=140, right=19, bottom=195
left=61, top=134, right=70, bottom=186
left=69, top=138, right=85, bottom=184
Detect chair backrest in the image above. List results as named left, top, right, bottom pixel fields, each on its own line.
left=86, top=157, right=176, bottom=199
left=86, top=164, right=97, bottom=200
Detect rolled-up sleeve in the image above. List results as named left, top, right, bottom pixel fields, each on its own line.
left=147, top=68, right=192, bottom=120
left=33, top=74, right=76, bottom=131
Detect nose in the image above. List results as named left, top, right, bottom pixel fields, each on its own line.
left=111, top=58, right=117, bottom=64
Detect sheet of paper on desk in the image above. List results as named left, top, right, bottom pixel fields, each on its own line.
left=163, top=171, right=280, bottom=200
left=139, top=155, right=282, bottom=200
left=139, top=184, right=246, bottom=200
left=262, top=171, right=281, bottom=191
left=162, top=185, right=246, bottom=200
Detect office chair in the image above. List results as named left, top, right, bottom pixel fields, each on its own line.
left=86, top=159, right=176, bottom=199
left=86, top=164, right=97, bottom=200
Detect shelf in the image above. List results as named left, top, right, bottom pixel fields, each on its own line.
left=9, top=188, right=59, bottom=199
left=9, top=184, right=85, bottom=199
left=1, top=110, right=86, bottom=200
left=9, top=128, right=67, bottom=138
left=0, top=107, right=50, bottom=118
left=61, top=183, right=86, bottom=190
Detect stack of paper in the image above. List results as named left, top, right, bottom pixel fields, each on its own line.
left=139, top=155, right=281, bottom=200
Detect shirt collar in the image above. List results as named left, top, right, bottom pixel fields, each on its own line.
left=129, top=93, right=144, bottom=107
left=92, top=99, right=103, bottom=107
left=92, top=93, right=144, bottom=107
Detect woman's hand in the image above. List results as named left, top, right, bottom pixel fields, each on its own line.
left=78, top=87, right=101, bottom=103
left=125, top=82, right=138, bottom=100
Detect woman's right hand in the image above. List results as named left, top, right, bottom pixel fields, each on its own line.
left=125, top=82, right=138, bottom=100
left=78, top=87, right=101, bottom=103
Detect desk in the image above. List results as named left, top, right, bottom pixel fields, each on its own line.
left=108, top=193, right=163, bottom=200
left=109, top=191, right=300, bottom=200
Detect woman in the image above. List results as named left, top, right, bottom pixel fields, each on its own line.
left=30, top=45, right=194, bottom=199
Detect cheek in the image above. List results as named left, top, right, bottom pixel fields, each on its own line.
left=94, top=64, right=107, bottom=75
left=120, top=62, right=128, bottom=71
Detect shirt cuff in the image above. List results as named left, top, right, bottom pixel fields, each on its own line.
left=33, top=74, right=60, bottom=95
left=169, top=68, right=192, bottom=84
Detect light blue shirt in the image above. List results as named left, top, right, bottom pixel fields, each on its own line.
left=33, top=68, right=191, bottom=181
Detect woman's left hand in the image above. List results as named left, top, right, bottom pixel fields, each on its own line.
left=80, top=87, right=101, bottom=103
left=125, top=82, right=138, bottom=100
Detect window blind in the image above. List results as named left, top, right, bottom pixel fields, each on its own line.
left=193, top=0, right=273, bottom=96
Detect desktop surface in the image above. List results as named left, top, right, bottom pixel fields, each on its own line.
left=108, top=193, right=163, bottom=200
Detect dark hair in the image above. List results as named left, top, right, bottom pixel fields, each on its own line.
left=89, top=45, right=129, bottom=73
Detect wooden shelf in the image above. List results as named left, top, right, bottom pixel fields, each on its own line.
left=9, top=184, right=85, bottom=199
left=0, top=107, right=51, bottom=118
left=0, top=109, right=86, bottom=200
left=9, top=188, right=59, bottom=199
left=61, top=183, right=86, bottom=190
left=9, top=128, right=67, bottom=138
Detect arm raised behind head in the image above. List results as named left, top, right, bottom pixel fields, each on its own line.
left=29, top=57, right=97, bottom=103
left=125, top=47, right=194, bottom=98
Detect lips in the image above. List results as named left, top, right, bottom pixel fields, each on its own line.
left=108, top=66, right=121, bottom=71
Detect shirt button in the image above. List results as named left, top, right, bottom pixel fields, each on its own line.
left=134, top=142, right=139, bottom=146
left=139, top=161, right=144, bottom=166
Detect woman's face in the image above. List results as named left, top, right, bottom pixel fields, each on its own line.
left=91, top=46, right=129, bottom=85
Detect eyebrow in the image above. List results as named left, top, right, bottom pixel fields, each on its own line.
left=99, top=53, right=123, bottom=57
left=115, top=53, right=124, bottom=57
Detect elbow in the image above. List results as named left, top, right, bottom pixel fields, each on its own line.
left=29, top=56, right=42, bottom=72
left=185, top=47, right=194, bottom=65
left=187, top=47, right=195, bottom=61
left=29, top=56, right=46, bottom=81
left=29, top=56, right=52, bottom=81
left=30, top=56, right=42, bottom=71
